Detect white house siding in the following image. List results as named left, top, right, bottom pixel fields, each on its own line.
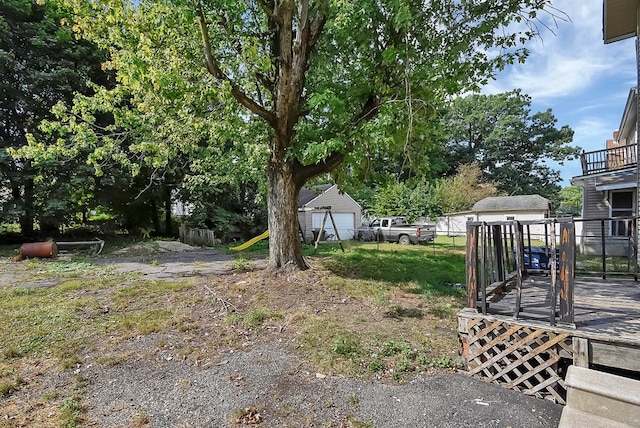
left=299, top=185, right=362, bottom=242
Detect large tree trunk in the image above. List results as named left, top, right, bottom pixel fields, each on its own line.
left=198, top=1, right=328, bottom=272
left=267, top=157, right=308, bottom=270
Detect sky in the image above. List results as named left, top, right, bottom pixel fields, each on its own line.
left=481, top=0, right=638, bottom=186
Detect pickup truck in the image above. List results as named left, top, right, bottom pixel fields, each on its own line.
left=356, top=216, right=436, bottom=244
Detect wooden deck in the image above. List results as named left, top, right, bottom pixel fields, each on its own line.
left=459, top=218, right=640, bottom=404
left=484, top=275, right=640, bottom=345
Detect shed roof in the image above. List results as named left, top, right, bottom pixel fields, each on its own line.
left=472, top=195, right=550, bottom=212
left=297, top=184, right=334, bottom=207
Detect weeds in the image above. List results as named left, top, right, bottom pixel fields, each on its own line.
left=0, top=376, right=24, bottom=397
left=380, top=340, right=410, bottom=357
left=96, top=352, right=133, bottom=367
left=1, top=237, right=467, bottom=424
left=3, top=346, right=22, bottom=359
left=345, top=415, right=374, bottom=428
left=43, top=389, right=60, bottom=401
left=59, top=395, right=83, bottom=427
left=233, top=255, right=253, bottom=271
left=131, top=414, right=151, bottom=427
left=331, top=332, right=361, bottom=357
left=367, top=358, right=385, bottom=373
left=110, top=309, right=173, bottom=337
left=430, top=303, right=454, bottom=319
left=225, top=314, right=243, bottom=326
left=244, top=308, right=283, bottom=328
left=348, top=394, right=360, bottom=407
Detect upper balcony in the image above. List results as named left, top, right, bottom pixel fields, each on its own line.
left=580, top=144, right=637, bottom=176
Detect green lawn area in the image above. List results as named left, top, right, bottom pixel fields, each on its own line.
left=0, top=235, right=469, bottom=426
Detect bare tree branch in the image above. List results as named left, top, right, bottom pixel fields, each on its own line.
left=256, top=0, right=283, bottom=26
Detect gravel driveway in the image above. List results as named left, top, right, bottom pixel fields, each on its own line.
left=82, top=339, right=561, bottom=428
left=1, top=243, right=563, bottom=427
left=81, top=246, right=562, bottom=428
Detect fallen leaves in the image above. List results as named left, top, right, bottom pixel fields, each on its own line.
left=235, top=406, right=262, bottom=425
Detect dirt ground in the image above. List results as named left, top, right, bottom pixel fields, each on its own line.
left=0, top=242, right=563, bottom=427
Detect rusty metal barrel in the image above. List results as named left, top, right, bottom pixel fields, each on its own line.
left=20, top=241, right=58, bottom=258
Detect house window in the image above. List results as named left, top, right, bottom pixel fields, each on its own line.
left=466, top=216, right=474, bottom=222
left=506, top=216, right=515, bottom=221
left=610, top=191, right=634, bottom=236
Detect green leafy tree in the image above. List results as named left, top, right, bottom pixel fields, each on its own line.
left=369, top=180, right=432, bottom=223
left=428, top=163, right=500, bottom=216
left=440, top=90, right=578, bottom=203
left=41, top=0, right=559, bottom=270
left=0, top=0, right=106, bottom=234
left=558, top=185, right=582, bottom=216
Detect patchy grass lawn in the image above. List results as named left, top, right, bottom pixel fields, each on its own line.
left=0, top=239, right=466, bottom=427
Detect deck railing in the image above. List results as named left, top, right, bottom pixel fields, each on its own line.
left=466, top=216, right=640, bottom=326
left=580, top=144, right=637, bottom=175
left=573, top=216, right=638, bottom=279
left=466, top=219, right=575, bottom=326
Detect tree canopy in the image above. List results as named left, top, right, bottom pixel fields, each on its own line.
left=0, top=0, right=107, bottom=234
left=558, top=185, right=582, bottom=216
left=440, top=90, right=578, bottom=203
left=21, top=0, right=561, bottom=269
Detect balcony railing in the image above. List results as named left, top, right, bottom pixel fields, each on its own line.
left=580, top=144, right=637, bottom=175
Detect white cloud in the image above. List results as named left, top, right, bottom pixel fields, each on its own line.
left=478, top=1, right=640, bottom=185
left=484, top=1, right=637, bottom=102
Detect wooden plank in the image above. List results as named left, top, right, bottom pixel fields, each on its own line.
left=559, top=222, right=575, bottom=324
left=327, top=211, right=345, bottom=252
left=513, top=222, right=524, bottom=318
left=549, top=220, right=557, bottom=325
left=507, top=348, right=554, bottom=390
left=468, top=320, right=507, bottom=345
left=466, top=224, right=479, bottom=310
left=590, top=341, right=640, bottom=372
left=506, top=351, right=560, bottom=389
left=480, top=224, right=488, bottom=314
left=467, top=324, right=523, bottom=359
left=468, top=328, right=545, bottom=376
left=573, top=337, right=589, bottom=367
left=525, top=374, right=565, bottom=404
left=492, top=225, right=505, bottom=282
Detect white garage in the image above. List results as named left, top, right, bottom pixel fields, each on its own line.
left=312, top=212, right=356, bottom=240
left=297, top=184, right=362, bottom=242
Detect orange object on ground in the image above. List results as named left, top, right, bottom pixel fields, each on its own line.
left=20, top=242, right=58, bottom=258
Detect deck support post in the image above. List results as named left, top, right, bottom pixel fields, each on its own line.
left=513, top=222, right=524, bottom=318
left=466, top=223, right=479, bottom=310
left=601, top=219, right=607, bottom=279
left=559, top=221, right=575, bottom=325
left=573, top=337, right=589, bottom=367
left=492, top=225, right=505, bottom=282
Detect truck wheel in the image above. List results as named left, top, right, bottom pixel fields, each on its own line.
left=357, top=233, right=366, bottom=242
left=398, top=235, right=411, bottom=245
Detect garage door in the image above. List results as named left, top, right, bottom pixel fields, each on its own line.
left=312, top=212, right=355, bottom=240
